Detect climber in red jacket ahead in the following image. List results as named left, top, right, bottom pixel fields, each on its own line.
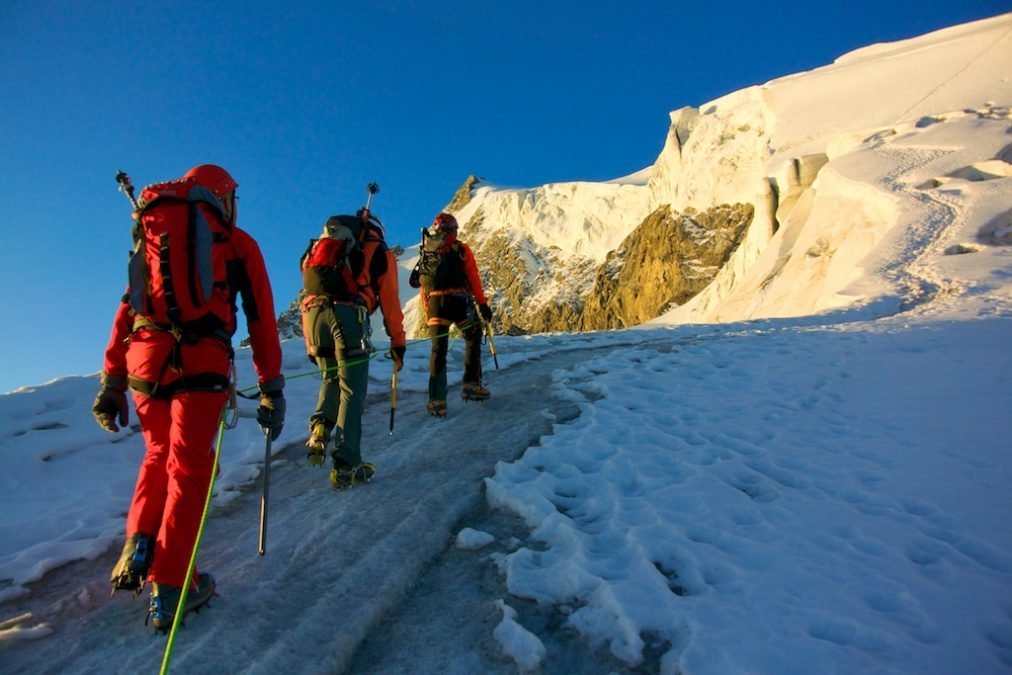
left=92, top=164, right=285, bottom=630
left=409, top=212, right=493, bottom=417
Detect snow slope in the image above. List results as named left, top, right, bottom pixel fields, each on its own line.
left=655, top=11, right=1012, bottom=324
left=1, top=13, right=1011, bottom=675
left=445, top=14, right=1012, bottom=329
left=2, top=304, right=1009, bottom=673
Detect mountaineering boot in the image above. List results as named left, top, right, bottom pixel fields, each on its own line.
left=146, top=572, right=216, bottom=632
left=461, top=382, right=491, bottom=402
left=109, top=532, right=155, bottom=595
left=306, top=420, right=333, bottom=466
left=329, top=460, right=376, bottom=490
left=426, top=400, right=447, bottom=417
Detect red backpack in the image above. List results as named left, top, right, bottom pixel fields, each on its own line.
left=127, top=179, right=234, bottom=332
left=300, top=215, right=364, bottom=306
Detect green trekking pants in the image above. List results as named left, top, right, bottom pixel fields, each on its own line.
left=304, top=303, right=370, bottom=466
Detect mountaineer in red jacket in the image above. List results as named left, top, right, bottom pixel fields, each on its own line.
left=92, top=164, right=285, bottom=630
left=409, top=212, right=493, bottom=417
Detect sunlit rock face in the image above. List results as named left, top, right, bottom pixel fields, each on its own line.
left=578, top=203, right=754, bottom=330
left=450, top=172, right=752, bottom=334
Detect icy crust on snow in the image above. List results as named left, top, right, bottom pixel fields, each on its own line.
left=0, top=612, right=52, bottom=642
left=493, top=599, right=547, bottom=671
left=485, top=319, right=1012, bottom=673
left=455, top=527, right=496, bottom=551
left=0, top=376, right=138, bottom=604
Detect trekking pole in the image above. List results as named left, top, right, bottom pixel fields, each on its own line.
left=389, top=369, right=397, bottom=435
left=114, top=170, right=139, bottom=209
left=160, top=416, right=227, bottom=675
left=486, top=323, right=499, bottom=370
left=258, top=431, right=272, bottom=556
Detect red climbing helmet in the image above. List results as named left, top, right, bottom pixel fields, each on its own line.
left=429, top=212, right=458, bottom=237
left=183, top=164, right=238, bottom=198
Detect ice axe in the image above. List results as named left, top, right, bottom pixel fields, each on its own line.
left=486, top=322, right=500, bottom=371
left=115, top=170, right=139, bottom=209
left=475, top=299, right=499, bottom=370
left=389, top=368, right=397, bottom=435
left=258, top=432, right=272, bottom=556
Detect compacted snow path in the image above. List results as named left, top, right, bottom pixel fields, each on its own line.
left=0, top=343, right=610, bottom=673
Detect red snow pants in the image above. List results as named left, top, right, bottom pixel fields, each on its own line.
left=124, top=330, right=230, bottom=589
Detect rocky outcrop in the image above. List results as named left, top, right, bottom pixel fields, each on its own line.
left=277, top=299, right=303, bottom=340
left=578, top=203, right=754, bottom=330
left=445, top=175, right=483, bottom=213
left=465, top=220, right=596, bottom=335
left=459, top=198, right=753, bottom=334
left=244, top=297, right=300, bottom=347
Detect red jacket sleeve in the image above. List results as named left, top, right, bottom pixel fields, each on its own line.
left=375, top=247, right=407, bottom=349
left=102, top=298, right=133, bottom=377
left=460, top=243, right=487, bottom=305
left=232, top=227, right=283, bottom=385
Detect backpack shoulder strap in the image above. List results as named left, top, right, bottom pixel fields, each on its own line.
left=362, top=232, right=388, bottom=251
left=300, top=238, right=318, bottom=270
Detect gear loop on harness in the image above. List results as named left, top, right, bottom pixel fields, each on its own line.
left=221, top=364, right=240, bottom=429
left=359, top=305, right=374, bottom=353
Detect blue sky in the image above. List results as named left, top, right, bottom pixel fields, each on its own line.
left=0, top=0, right=1004, bottom=394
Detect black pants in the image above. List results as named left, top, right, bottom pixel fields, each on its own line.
left=426, top=294, right=483, bottom=402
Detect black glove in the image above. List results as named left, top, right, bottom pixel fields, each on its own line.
left=256, top=377, right=286, bottom=441
left=390, top=346, right=406, bottom=372
left=93, top=373, right=129, bottom=432
left=409, top=267, right=421, bottom=289
left=478, top=303, right=493, bottom=323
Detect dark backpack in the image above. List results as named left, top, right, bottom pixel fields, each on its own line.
left=301, top=215, right=364, bottom=302
left=127, top=178, right=233, bottom=332
left=412, top=229, right=467, bottom=292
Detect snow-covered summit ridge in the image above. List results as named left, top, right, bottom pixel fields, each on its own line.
left=448, top=13, right=1011, bottom=330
